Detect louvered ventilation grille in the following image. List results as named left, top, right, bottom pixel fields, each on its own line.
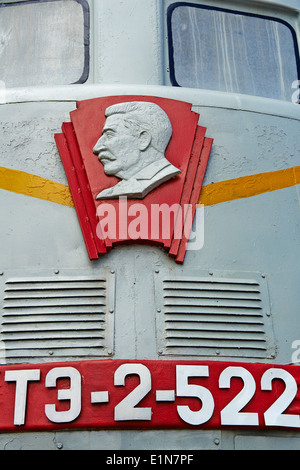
left=162, top=277, right=274, bottom=358
left=1, top=277, right=114, bottom=362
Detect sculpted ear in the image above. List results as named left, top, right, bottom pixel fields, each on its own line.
left=139, top=130, right=152, bottom=151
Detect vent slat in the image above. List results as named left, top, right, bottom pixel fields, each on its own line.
left=2, top=321, right=104, bottom=332
left=166, top=330, right=266, bottom=341
left=5, top=284, right=106, bottom=291
left=163, top=279, right=260, bottom=287
left=3, top=339, right=104, bottom=349
left=5, top=279, right=106, bottom=286
left=3, top=298, right=106, bottom=308
left=2, top=314, right=105, bottom=324
left=165, top=300, right=262, bottom=309
left=164, top=306, right=263, bottom=314
left=4, top=289, right=105, bottom=300
left=2, top=306, right=105, bottom=316
left=165, top=321, right=265, bottom=332
left=166, top=338, right=267, bottom=350
left=165, top=313, right=264, bottom=324
left=2, top=331, right=105, bottom=341
left=164, top=291, right=261, bottom=301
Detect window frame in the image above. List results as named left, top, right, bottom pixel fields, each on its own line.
left=0, top=0, right=90, bottom=85
left=167, top=1, right=300, bottom=99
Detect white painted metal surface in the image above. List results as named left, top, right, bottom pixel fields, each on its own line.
left=0, top=0, right=299, bottom=450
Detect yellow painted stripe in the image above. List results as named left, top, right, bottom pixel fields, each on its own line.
left=0, top=165, right=299, bottom=209
left=199, top=166, right=300, bottom=206
left=0, top=166, right=74, bottom=207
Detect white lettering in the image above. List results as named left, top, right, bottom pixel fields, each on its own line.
left=95, top=197, right=205, bottom=251
left=45, top=367, right=81, bottom=423
left=5, top=369, right=40, bottom=426
left=96, top=203, right=116, bottom=239
left=186, top=204, right=204, bottom=251
left=106, top=455, right=141, bottom=467
left=128, top=203, right=149, bottom=239
left=291, top=340, right=300, bottom=364
left=151, top=203, right=181, bottom=239
left=119, top=196, right=128, bottom=239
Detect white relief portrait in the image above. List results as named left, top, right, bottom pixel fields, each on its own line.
left=93, top=101, right=181, bottom=199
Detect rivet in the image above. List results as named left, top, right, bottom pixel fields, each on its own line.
left=111, top=269, right=115, bottom=274
left=56, top=442, right=63, bottom=450
left=54, top=270, right=59, bottom=275
left=214, top=438, right=220, bottom=446
left=155, top=269, right=159, bottom=273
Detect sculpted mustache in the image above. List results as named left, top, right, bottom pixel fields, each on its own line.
left=98, top=153, right=116, bottom=162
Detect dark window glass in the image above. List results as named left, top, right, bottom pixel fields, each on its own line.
left=0, top=0, right=89, bottom=87
left=168, top=3, right=300, bottom=101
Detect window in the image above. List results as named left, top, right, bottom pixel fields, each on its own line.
left=0, top=0, right=89, bottom=88
left=168, top=2, right=300, bottom=101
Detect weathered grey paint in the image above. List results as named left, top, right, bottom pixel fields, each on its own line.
left=0, top=0, right=299, bottom=450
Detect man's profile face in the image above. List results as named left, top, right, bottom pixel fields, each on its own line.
left=93, top=114, right=140, bottom=179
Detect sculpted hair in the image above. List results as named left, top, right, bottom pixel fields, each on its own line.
left=105, top=101, right=172, bottom=153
